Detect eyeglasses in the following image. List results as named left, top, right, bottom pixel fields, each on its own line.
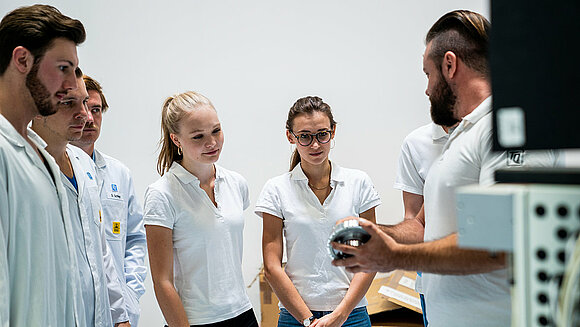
left=290, top=129, right=333, bottom=146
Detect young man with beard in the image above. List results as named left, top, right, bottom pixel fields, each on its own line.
left=0, top=5, right=86, bottom=326
left=71, top=75, right=147, bottom=326
left=31, top=71, right=131, bottom=327
left=332, top=10, right=561, bottom=326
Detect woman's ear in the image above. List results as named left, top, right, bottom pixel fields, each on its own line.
left=286, top=130, right=295, bottom=144
left=331, top=126, right=337, bottom=139
left=170, top=133, right=180, bottom=148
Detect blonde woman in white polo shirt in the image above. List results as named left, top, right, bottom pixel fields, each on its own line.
left=144, top=91, right=258, bottom=327
left=256, top=96, right=380, bottom=327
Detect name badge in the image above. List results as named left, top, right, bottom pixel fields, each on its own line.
left=108, top=193, right=123, bottom=200
left=107, top=183, right=123, bottom=200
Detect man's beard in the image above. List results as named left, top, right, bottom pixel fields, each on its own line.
left=26, top=61, right=57, bottom=117
left=430, top=70, right=459, bottom=127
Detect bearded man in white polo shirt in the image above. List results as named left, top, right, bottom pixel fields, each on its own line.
left=332, top=10, right=561, bottom=327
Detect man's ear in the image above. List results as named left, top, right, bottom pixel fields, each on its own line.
left=442, top=51, right=457, bottom=79
left=12, top=46, right=34, bottom=74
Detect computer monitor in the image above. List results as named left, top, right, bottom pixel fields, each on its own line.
left=491, top=0, right=580, bottom=151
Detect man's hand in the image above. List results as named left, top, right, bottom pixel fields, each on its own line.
left=331, top=218, right=401, bottom=273
left=115, top=321, right=131, bottom=327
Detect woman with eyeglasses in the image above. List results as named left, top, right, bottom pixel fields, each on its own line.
left=143, top=91, right=258, bottom=327
left=255, top=96, right=380, bottom=327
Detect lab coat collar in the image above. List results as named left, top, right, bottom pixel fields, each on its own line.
left=93, top=149, right=107, bottom=170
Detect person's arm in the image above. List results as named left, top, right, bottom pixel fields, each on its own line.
left=123, top=175, right=147, bottom=301
left=332, top=218, right=506, bottom=274
left=402, top=191, right=423, bottom=219
left=312, top=209, right=377, bottom=327
left=0, top=173, right=10, bottom=326
left=378, top=204, right=425, bottom=244
left=146, top=225, right=190, bottom=327
left=262, top=213, right=315, bottom=325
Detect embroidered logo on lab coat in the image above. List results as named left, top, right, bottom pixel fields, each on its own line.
left=107, top=183, right=123, bottom=201
left=112, top=222, right=121, bottom=234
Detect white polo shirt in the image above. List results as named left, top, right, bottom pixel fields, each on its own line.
left=394, top=122, right=448, bottom=196
left=143, top=162, right=252, bottom=325
left=422, top=97, right=562, bottom=327
left=255, top=162, right=381, bottom=311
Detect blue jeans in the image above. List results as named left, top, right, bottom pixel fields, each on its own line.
left=278, top=307, right=371, bottom=327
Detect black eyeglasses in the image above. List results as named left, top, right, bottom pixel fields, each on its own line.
left=290, top=129, right=333, bottom=146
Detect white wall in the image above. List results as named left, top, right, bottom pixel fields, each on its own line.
left=20, top=1, right=580, bottom=326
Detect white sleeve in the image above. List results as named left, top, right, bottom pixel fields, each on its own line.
left=357, top=172, right=382, bottom=214
left=239, top=175, right=250, bottom=211
left=143, top=187, right=176, bottom=229
left=0, top=168, right=9, bottom=326
left=254, top=179, right=283, bottom=219
left=123, top=172, right=147, bottom=312
left=394, top=139, right=425, bottom=195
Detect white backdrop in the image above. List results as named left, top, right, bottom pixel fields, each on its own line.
left=5, top=1, right=578, bottom=326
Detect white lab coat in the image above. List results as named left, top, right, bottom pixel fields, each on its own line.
left=0, top=114, right=82, bottom=326
left=64, top=145, right=129, bottom=325
left=94, top=149, right=147, bottom=325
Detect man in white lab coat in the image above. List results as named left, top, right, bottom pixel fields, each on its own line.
left=72, top=74, right=147, bottom=326
left=0, top=5, right=86, bottom=326
left=32, top=71, right=131, bottom=327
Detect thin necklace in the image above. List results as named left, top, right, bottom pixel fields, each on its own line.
left=308, top=181, right=330, bottom=190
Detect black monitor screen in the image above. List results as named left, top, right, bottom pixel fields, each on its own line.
left=491, top=0, right=580, bottom=151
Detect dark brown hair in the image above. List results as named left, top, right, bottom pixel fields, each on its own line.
left=0, top=4, right=86, bottom=75
left=286, top=96, right=337, bottom=171
left=83, top=75, right=109, bottom=113
left=426, top=10, right=490, bottom=77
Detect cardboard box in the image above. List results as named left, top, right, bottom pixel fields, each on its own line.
left=259, top=269, right=423, bottom=327
left=377, top=270, right=422, bottom=314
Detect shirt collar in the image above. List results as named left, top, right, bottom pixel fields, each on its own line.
left=93, top=149, right=107, bottom=169
left=169, top=161, right=223, bottom=185
left=430, top=122, right=448, bottom=141
left=27, top=127, right=48, bottom=148
left=290, top=161, right=345, bottom=184
left=0, top=113, right=26, bottom=147
left=461, top=96, right=492, bottom=126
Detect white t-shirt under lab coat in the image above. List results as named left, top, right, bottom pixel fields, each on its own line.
left=422, top=97, right=562, bottom=327
left=255, top=162, right=381, bottom=311
left=143, top=162, right=252, bottom=325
